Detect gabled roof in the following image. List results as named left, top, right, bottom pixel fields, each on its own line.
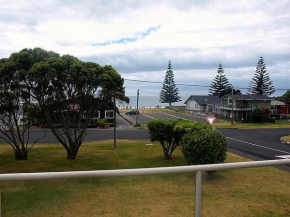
left=221, top=94, right=273, bottom=101
left=271, top=100, right=285, bottom=106
left=184, top=95, right=220, bottom=105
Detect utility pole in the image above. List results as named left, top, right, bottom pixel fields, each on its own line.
left=113, top=90, right=116, bottom=148
left=136, top=89, right=139, bottom=126
left=231, top=85, right=234, bottom=125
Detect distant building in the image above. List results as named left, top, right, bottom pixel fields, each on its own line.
left=271, top=100, right=290, bottom=114
left=216, top=94, right=272, bottom=120
left=184, top=95, right=220, bottom=115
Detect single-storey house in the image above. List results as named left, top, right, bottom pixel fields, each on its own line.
left=184, top=95, right=221, bottom=115
left=215, top=94, right=272, bottom=120
left=271, top=100, right=290, bottom=114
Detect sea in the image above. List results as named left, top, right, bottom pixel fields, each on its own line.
left=117, top=96, right=188, bottom=109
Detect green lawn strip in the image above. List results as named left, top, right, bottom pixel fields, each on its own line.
left=0, top=140, right=289, bottom=217
left=213, top=119, right=290, bottom=129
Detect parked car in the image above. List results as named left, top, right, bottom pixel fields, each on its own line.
left=125, top=110, right=139, bottom=115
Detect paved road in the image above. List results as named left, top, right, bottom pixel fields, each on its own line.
left=1, top=113, right=290, bottom=162
left=126, top=112, right=207, bottom=124
left=219, top=128, right=290, bottom=160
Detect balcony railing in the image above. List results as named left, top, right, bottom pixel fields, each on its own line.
left=215, top=103, right=253, bottom=111
left=0, top=159, right=290, bottom=217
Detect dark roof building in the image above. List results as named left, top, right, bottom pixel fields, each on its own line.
left=184, top=95, right=220, bottom=105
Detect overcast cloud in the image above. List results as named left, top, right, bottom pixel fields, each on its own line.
left=0, top=0, right=289, bottom=97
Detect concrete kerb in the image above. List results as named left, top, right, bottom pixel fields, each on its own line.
left=280, top=136, right=290, bottom=144
left=119, top=113, right=134, bottom=125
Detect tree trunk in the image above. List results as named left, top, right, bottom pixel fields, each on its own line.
left=14, top=150, right=28, bottom=160
left=66, top=144, right=80, bottom=160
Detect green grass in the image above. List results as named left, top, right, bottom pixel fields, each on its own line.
left=0, top=140, right=290, bottom=217
left=213, top=119, right=290, bottom=129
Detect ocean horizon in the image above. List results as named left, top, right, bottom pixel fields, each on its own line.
left=117, top=96, right=188, bottom=108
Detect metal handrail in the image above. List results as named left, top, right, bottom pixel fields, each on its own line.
left=1, top=159, right=290, bottom=217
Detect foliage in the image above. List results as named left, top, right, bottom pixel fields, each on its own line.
left=0, top=55, right=46, bottom=160
left=262, top=108, right=270, bottom=118
left=98, top=119, right=109, bottom=127
left=248, top=56, right=275, bottom=95
left=25, top=50, right=128, bottom=159
left=224, top=86, right=242, bottom=95
left=278, top=90, right=290, bottom=108
left=147, top=119, right=212, bottom=159
left=250, top=108, right=264, bottom=122
left=159, top=60, right=181, bottom=106
left=180, top=129, right=227, bottom=174
left=209, top=63, right=231, bottom=97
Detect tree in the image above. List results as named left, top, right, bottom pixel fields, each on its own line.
left=209, top=63, right=230, bottom=97
left=0, top=53, right=47, bottom=160
left=27, top=51, right=128, bottom=160
left=248, top=57, right=275, bottom=95
left=147, top=119, right=212, bottom=159
left=160, top=60, right=181, bottom=106
left=224, top=86, right=242, bottom=95
left=277, top=90, right=290, bottom=113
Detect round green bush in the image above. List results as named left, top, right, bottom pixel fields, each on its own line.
left=181, top=129, right=227, bottom=165
left=250, top=108, right=264, bottom=122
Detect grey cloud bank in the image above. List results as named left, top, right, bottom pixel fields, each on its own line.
left=0, top=0, right=289, bottom=97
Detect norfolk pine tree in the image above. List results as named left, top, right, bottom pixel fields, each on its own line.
left=209, top=63, right=231, bottom=97
left=248, top=57, right=275, bottom=95
left=160, top=60, right=181, bottom=106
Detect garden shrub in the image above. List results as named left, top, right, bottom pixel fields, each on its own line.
left=250, top=108, right=264, bottom=122
left=147, top=119, right=212, bottom=159
left=180, top=129, right=227, bottom=172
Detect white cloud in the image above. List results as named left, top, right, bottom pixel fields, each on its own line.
left=0, top=0, right=289, bottom=96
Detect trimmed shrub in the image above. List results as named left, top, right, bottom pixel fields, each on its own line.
left=250, top=108, right=264, bottom=122
left=147, top=119, right=212, bottom=159
left=180, top=129, right=227, bottom=166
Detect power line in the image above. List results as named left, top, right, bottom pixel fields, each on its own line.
left=139, top=89, right=159, bottom=96
left=124, top=79, right=211, bottom=88
left=124, top=78, right=290, bottom=91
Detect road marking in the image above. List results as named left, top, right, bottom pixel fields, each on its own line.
left=163, top=113, right=195, bottom=122
left=141, top=113, right=155, bottom=119
left=276, top=155, right=290, bottom=159
left=226, top=137, right=290, bottom=155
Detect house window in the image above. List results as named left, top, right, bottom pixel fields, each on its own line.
left=195, top=104, right=199, bottom=108
left=105, top=110, right=114, bottom=119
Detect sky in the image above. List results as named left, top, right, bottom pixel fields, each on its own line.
left=0, top=0, right=290, bottom=98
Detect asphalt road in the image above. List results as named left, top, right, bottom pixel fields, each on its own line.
left=1, top=113, right=290, bottom=162
left=126, top=112, right=207, bottom=124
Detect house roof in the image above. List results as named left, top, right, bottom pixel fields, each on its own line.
left=271, top=100, right=285, bottom=106
left=184, top=95, right=220, bottom=105
left=221, top=94, right=273, bottom=101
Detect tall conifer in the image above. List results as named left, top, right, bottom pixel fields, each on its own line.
left=248, top=57, right=275, bottom=95
left=209, top=63, right=230, bottom=97
left=160, top=60, right=181, bottom=106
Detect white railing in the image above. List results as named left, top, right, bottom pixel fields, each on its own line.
left=0, top=159, right=290, bottom=217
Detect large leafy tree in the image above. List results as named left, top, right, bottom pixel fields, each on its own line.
left=160, top=60, right=181, bottom=106
left=27, top=52, right=128, bottom=159
left=248, top=57, right=275, bottom=95
left=0, top=49, right=52, bottom=160
left=209, top=63, right=230, bottom=97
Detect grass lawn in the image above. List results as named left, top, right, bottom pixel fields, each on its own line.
left=0, top=140, right=290, bottom=217
left=212, top=119, right=290, bottom=129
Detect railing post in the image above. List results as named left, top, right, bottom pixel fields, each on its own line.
left=195, top=171, right=203, bottom=217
